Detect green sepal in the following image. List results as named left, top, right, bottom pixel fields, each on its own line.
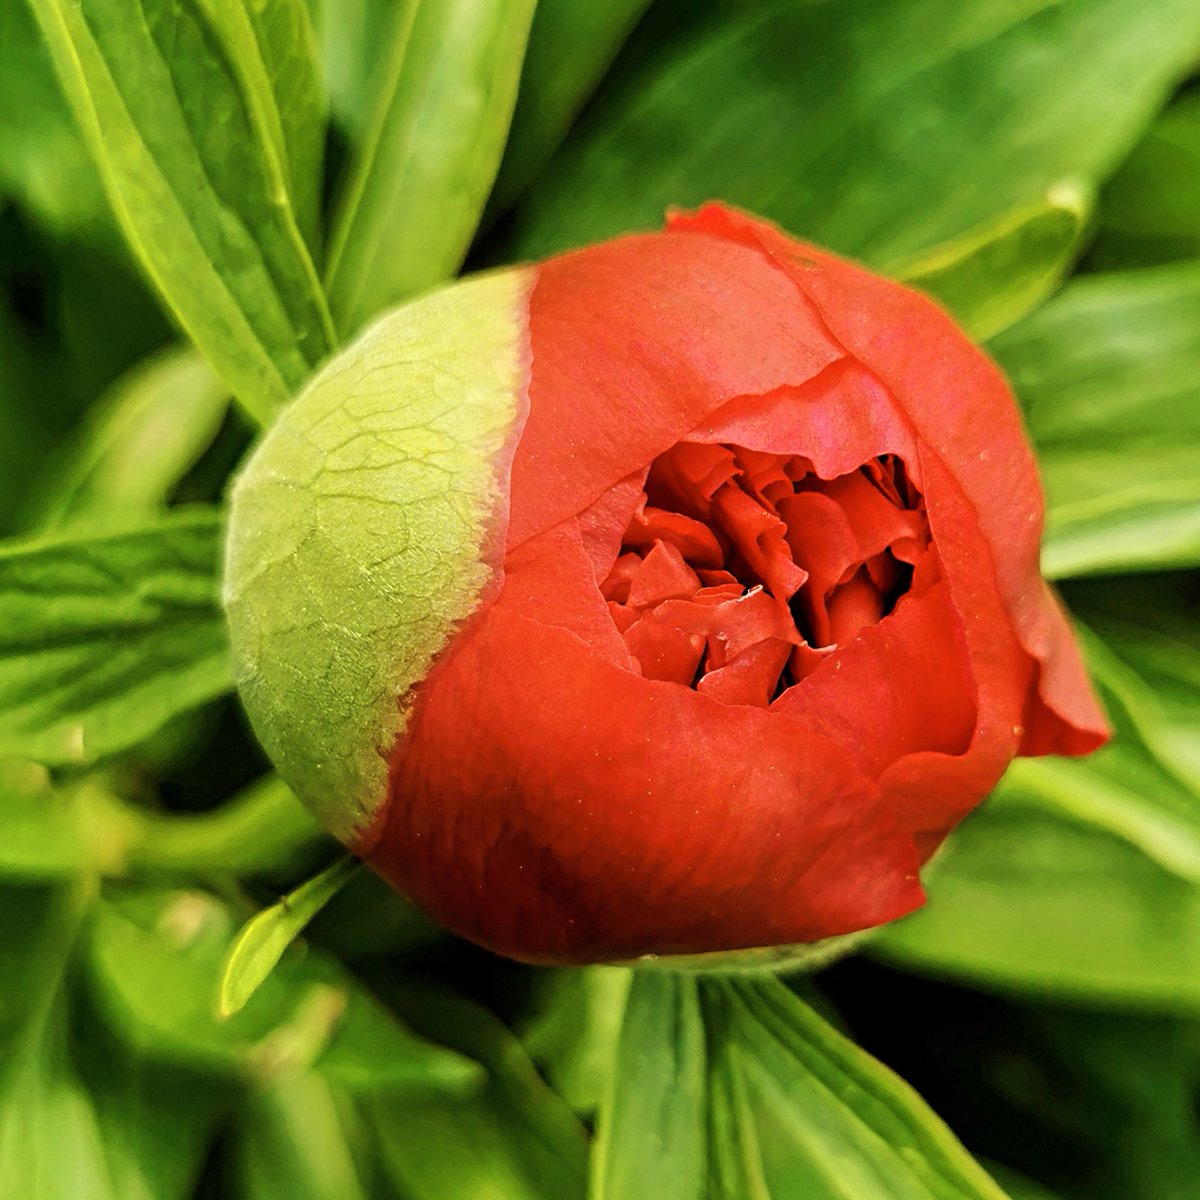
left=224, top=268, right=531, bottom=842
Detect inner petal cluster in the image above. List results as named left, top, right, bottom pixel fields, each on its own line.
left=600, top=442, right=934, bottom=707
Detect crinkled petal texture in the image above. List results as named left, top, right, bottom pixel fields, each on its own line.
left=361, top=205, right=1107, bottom=965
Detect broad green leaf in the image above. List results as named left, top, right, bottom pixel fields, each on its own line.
left=28, top=0, right=335, bottom=425
left=591, top=972, right=706, bottom=1200
left=893, top=182, right=1091, bottom=341
left=594, top=971, right=1008, bottom=1200
left=0, top=510, right=233, bottom=766
left=990, top=263, right=1200, bottom=576
left=502, top=0, right=1200, bottom=266
left=219, top=856, right=359, bottom=1018
left=1090, top=90, right=1200, bottom=269
left=874, top=795, right=1200, bottom=1010
left=984, top=1166, right=1064, bottom=1200
left=370, top=984, right=589, bottom=1200
left=325, top=0, right=535, bottom=332
left=28, top=346, right=230, bottom=531
left=1070, top=576, right=1200, bottom=793
left=234, top=1075, right=372, bottom=1200
left=485, top=0, right=654, bottom=219
left=86, top=887, right=478, bottom=1093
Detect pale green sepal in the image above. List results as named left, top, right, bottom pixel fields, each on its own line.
left=224, top=267, right=531, bottom=843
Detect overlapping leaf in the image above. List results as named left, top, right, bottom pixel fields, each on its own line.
left=0, top=511, right=232, bottom=766
left=991, top=264, right=1200, bottom=577
left=29, top=0, right=334, bottom=424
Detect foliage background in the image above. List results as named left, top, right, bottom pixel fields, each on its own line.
left=0, top=0, right=1198, bottom=1196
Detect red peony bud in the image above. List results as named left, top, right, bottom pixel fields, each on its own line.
left=225, top=203, right=1108, bottom=965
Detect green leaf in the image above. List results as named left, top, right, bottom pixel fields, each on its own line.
left=989, top=263, right=1200, bottom=577
left=28, top=346, right=230, bottom=531
left=325, top=0, right=535, bottom=332
left=73, top=1001, right=224, bottom=1200
left=594, top=971, right=1008, bottom=1200
left=312, top=0, right=396, bottom=141
left=28, top=0, right=335, bottom=425
left=1090, top=89, right=1200, bottom=269
left=233, top=1075, right=372, bottom=1200
left=370, top=984, right=589, bottom=1200
left=502, top=0, right=1200, bottom=266
left=893, top=182, right=1091, bottom=341
left=235, top=0, right=327, bottom=251
left=0, top=763, right=140, bottom=879
left=0, top=509, right=233, bottom=766
left=485, top=0, right=653, bottom=220
left=591, top=972, right=706, bottom=1200
left=521, top=966, right=631, bottom=1115
left=0, top=1, right=109, bottom=238
left=219, top=856, right=359, bottom=1018
left=874, top=795, right=1200, bottom=1010
left=86, top=887, right=478, bottom=1093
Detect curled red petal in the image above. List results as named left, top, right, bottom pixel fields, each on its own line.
left=668, top=202, right=1108, bottom=753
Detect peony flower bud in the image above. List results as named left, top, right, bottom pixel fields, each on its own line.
left=224, top=203, right=1107, bottom=965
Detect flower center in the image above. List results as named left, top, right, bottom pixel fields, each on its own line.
left=600, top=441, right=933, bottom=707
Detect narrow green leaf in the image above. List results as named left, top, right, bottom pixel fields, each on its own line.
left=1091, top=89, right=1200, bottom=269
left=711, top=977, right=1009, bottom=1200
left=234, top=1075, right=372, bottom=1200
left=28, top=346, right=230, bottom=531
left=219, top=856, right=359, bottom=1018
left=485, top=0, right=653, bottom=220
left=370, top=984, right=589, bottom=1200
left=989, top=263, right=1200, bottom=577
left=594, top=972, right=1008, bottom=1199
left=893, top=182, right=1091, bottom=341
left=313, top=0, right=396, bottom=141
left=591, top=972, right=706, bottom=1200
left=502, top=0, right=1200, bottom=267
left=235, top=0, right=327, bottom=250
left=521, top=966, right=631, bottom=1115
left=28, top=0, right=335, bottom=425
left=87, top=887, right=479, bottom=1093
left=0, top=510, right=232, bottom=767
left=0, top=1, right=109, bottom=239
left=325, top=0, right=535, bottom=332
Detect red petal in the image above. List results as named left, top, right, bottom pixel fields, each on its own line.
left=668, top=203, right=1108, bottom=753
left=509, top=231, right=844, bottom=549
left=371, top=603, right=924, bottom=964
